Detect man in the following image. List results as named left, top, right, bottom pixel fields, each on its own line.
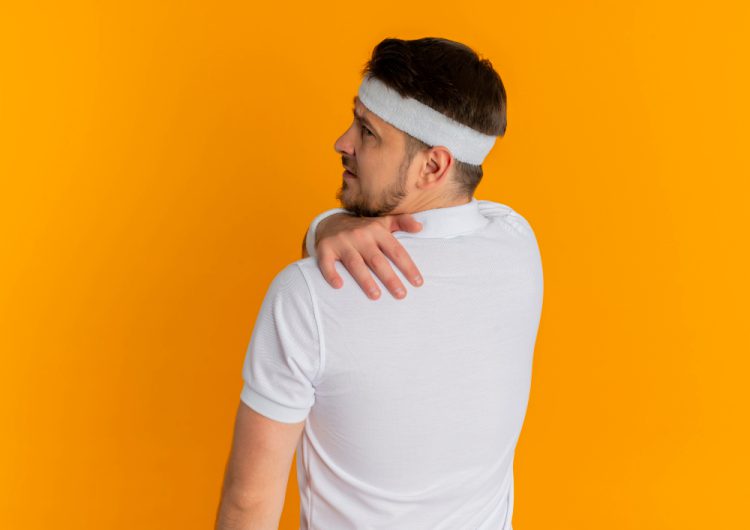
left=216, top=37, right=544, bottom=529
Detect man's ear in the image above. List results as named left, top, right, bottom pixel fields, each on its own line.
left=420, top=146, right=454, bottom=188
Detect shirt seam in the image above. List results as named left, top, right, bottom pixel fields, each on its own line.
left=294, top=262, right=327, bottom=388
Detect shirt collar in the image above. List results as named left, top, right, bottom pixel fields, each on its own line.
left=393, top=196, right=490, bottom=239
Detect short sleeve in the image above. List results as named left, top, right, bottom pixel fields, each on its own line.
left=240, top=262, right=321, bottom=423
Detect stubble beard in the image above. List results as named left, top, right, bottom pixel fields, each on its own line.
left=335, top=154, right=410, bottom=218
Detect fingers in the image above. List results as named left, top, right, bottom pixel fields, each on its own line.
left=350, top=227, right=415, bottom=299
left=319, top=240, right=384, bottom=300
left=378, top=238, right=423, bottom=288
left=315, top=219, right=423, bottom=301
left=347, top=230, right=420, bottom=299
left=390, top=213, right=423, bottom=233
left=317, top=251, right=343, bottom=289
left=339, top=247, right=385, bottom=300
left=362, top=251, right=408, bottom=299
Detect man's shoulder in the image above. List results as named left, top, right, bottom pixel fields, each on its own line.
left=283, top=257, right=370, bottom=303
left=286, top=257, right=318, bottom=282
left=269, top=257, right=337, bottom=301
left=476, top=198, right=538, bottom=240
left=263, top=259, right=316, bottom=303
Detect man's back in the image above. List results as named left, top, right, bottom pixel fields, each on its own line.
left=241, top=197, right=544, bottom=529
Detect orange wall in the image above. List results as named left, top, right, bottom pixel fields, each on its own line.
left=1, top=1, right=748, bottom=529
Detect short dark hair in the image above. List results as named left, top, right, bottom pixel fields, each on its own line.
left=362, top=37, right=507, bottom=197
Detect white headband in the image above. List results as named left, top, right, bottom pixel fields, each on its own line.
left=357, top=75, right=498, bottom=165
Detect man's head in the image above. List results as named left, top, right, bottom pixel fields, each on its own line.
left=334, top=37, right=507, bottom=217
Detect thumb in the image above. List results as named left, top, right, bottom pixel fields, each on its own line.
left=391, top=213, right=423, bottom=233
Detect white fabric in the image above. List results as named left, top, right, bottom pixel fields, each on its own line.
left=357, top=75, right=498, bottom=165
left=240, top=197, right=544, bottom=529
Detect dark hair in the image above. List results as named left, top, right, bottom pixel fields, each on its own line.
left=362, top=37, right=507, bottom=197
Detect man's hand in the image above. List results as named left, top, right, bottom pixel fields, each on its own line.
left=313, top=212, right=424, bottom=300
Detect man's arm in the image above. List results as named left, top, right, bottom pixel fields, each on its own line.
left=302, top=199, right=511, bottom=298
left=301, top=213, right=349, bottom=260
left=217, top=263, right=319, bottom=529
left=215, top=402, right=304, bottom=530
left=302, top=208, right=424, bottom=299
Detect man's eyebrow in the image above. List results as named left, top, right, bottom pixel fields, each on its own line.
left=351, top=96, right=379, bottom=134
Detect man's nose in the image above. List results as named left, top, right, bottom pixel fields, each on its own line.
left=334, top=125, right=356, bottom=155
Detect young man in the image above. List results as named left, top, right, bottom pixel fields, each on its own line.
left=216, top=37, right=544, bottom=530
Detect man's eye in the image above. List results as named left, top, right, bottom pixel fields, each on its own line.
left=361, top=125, right=374, bottom=137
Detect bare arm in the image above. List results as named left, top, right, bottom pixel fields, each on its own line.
left=215, top=402, right=305, bottom=530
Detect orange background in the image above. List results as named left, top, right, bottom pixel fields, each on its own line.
left=1, top=1, right=748, bottom=529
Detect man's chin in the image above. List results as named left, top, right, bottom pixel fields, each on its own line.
left=335, top=193, right=365, bottom=217
left=335, top=188, right=355, bottom=210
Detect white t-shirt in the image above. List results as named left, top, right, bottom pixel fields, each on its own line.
left=240, top=196, right=544, bottom=529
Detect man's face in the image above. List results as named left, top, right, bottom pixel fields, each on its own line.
left=334, top=96, right=415, bottom=217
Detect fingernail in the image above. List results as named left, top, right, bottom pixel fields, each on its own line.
left=370, top=289, right=380, bottom=298
left=395, top=288, right=405, bottom=298
left=414, top=276, right=423, bottom=285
